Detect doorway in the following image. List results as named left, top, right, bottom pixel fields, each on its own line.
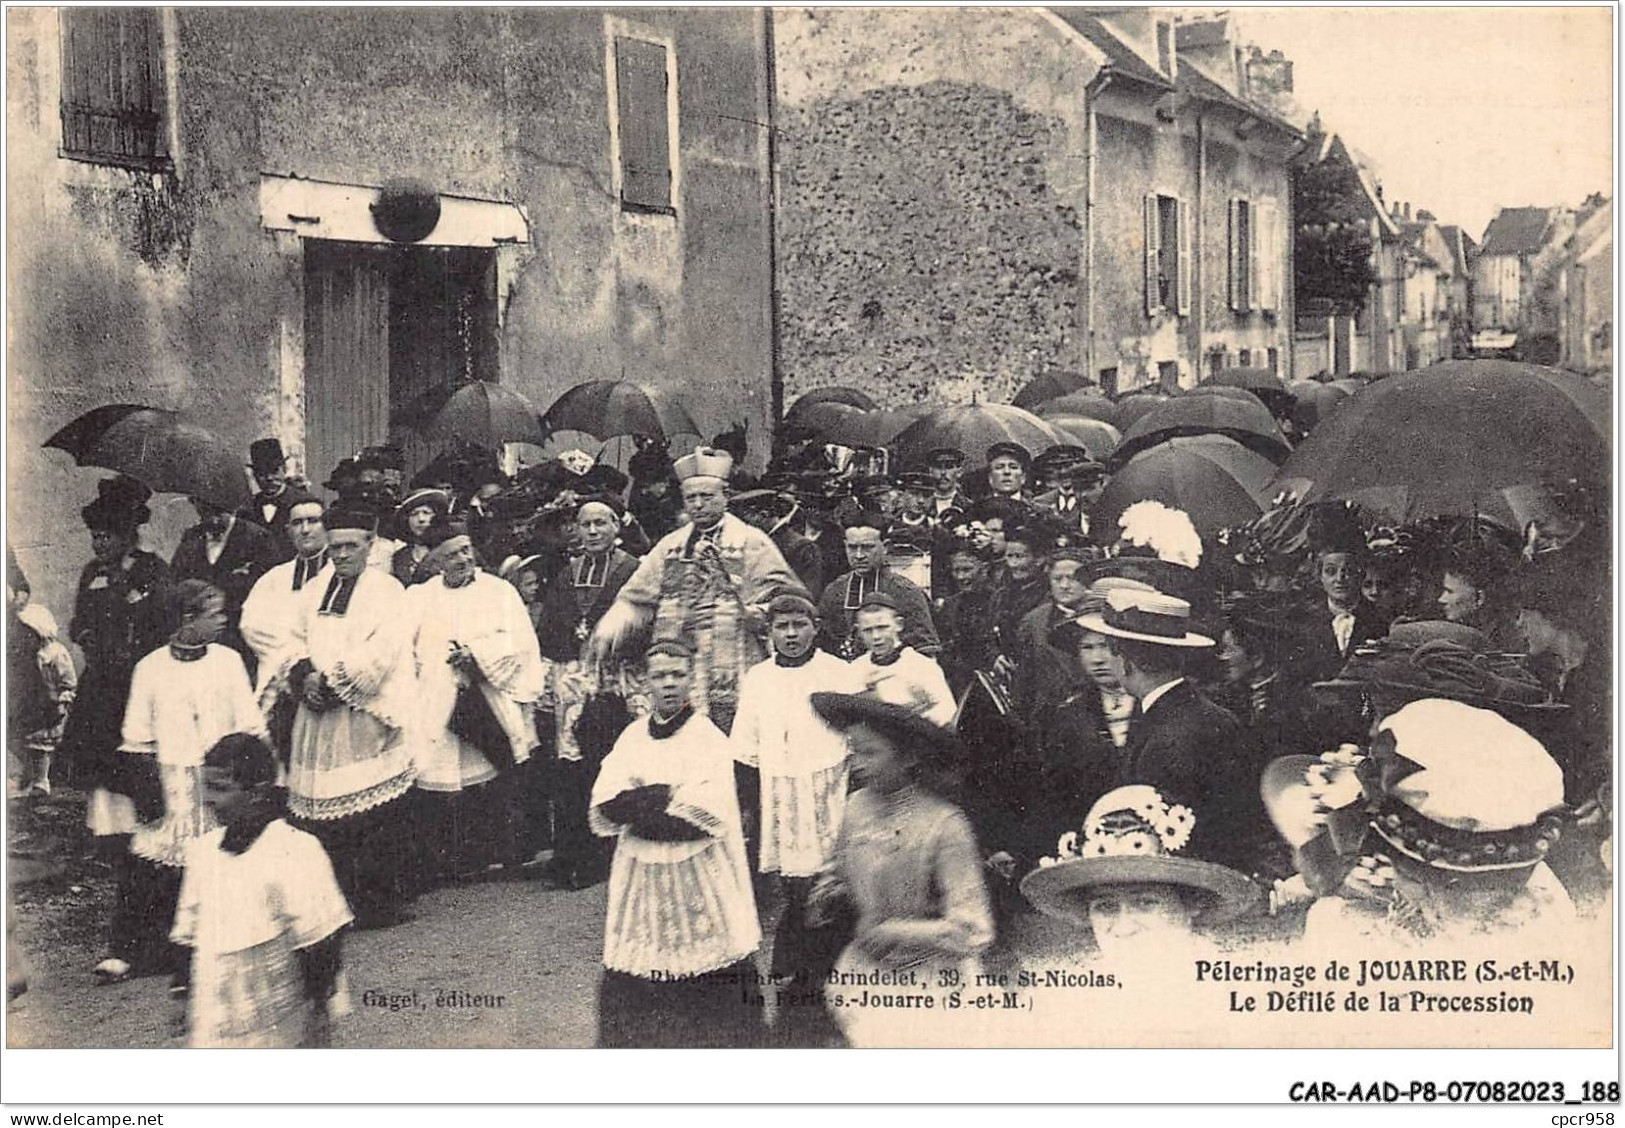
left=303, top=240, right=498, bottom=488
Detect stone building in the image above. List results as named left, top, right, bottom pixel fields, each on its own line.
left=8, top=7, right=775, bottom=617
left=771, top=6, right=1299, bottom=408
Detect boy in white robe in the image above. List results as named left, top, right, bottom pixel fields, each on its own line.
left=846, top=593, right=956, bottom=725
left=591, top=641, right=762, bottom=1047
left=731, top=591, right=856, bottom=1044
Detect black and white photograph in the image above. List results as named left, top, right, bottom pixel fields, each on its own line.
left=2, top=0, right=1616, bottom=1104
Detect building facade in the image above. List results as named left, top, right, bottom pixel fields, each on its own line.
left=1559, top=198, right=1613, bottom=375
left=8, top=7, right=775, bottom=617
left=1473, top=204, right=1577, bottom=361
left=770, top=6, right=1298, bottom=407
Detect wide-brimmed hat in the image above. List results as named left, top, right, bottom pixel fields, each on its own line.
left=809, top=692, right=962, bottom=761
left=1313, top=621, right=1562, bottom=713
left=1077, top=587, right=1214, bottom=648
left=1021, top=785, right=1260, bottom=928
left=395, top=487, right=453, bottom=519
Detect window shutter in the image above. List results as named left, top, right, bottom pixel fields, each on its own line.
left=1176, top=197, right=1193, bottom=317
left=615, top=37, right=673, bottom=212
left=1258, top=200, right=1279, bottom=311
left=1247, top=199, right=1262, bottom=311
left=1228, top=199, right=1242, bottom=312
left=59, top=8, right=165, bottom=163
left=1144, top=193, right=1162, bottom=317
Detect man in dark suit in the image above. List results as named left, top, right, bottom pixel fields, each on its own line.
left=733, top=489, right=827, bottom=601
left=1079, top=587, right=1268, bottom=874
left=238, top=439, right=303, bottom=562
left=1030, top=445, right=1106, bottom=541
left=170, top=495, right=279, bottom=671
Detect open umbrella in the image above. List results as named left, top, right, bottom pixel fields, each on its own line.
left=790, top=403, right=924, bottom=450
left=784, top=386, right=878, bottom=424
left=1035, top=391, right=1120, bottom=427
left=1095, top=435, right=1276, bottom=540
left=1205, top=366, right=1289, bottom=398
left=1011, top=370, right=1091, bottom=410
left=44, top=404, right=251, bottom=509
left=1286, top=380, right=1350, bottom=434
left=890, top=404, right=1067, bottom=468
left=1042, top=415, right=1122, bottom=462
left=541, top=380, right=700, bottom=442
left=1111, top=390, right=1291, bottom=470
left=394, top=380, right=548, bottom=447
left=1271, top=360, right=1609, bottom=522
left=1112, top=390, right=1171, bottom=430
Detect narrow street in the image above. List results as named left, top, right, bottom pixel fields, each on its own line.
left=8, top=790, right=607, bottom=1049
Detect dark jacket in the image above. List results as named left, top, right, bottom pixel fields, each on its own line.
left=237, top=487, right=306, bottom=561
left=1121, top=680, right=1269, bottom=874
left=170, top=519, right=278, bottom=617
left=1296, top=602, right=1387, bottom=686
left=1011, top=600, right=1083, bottom=733
left=773, top=525, right=827, bottom=602
left=817, top=568, right=940, bottom=658
left=989, top=574, right=1048, bottom=660
left=937, top=585, right=995, bottom=697
left=1030, top=489, right=1093, bottom=538
left=533, top=548, right=639, bottom=662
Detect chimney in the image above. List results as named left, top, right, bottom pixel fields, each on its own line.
left=1402, top=203, right=1412, bottom=221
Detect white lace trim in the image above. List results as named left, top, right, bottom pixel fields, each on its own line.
left=286, top=766, right=417, bottom=822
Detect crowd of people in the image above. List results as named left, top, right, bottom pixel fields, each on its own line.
left=6, top=406, right=1612, bottom=1048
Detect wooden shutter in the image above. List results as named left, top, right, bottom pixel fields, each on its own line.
left=59, top=8, right=166, bottom=163
left=304, top=243, right=392, bottom=493
left=1256, top=200, right=1278, bottom=311
left=615, top=37, right=673, bottom=213
left=1228, top=198, right=1243, bottom=312
left=1247, top=199, right=1262, bottom=311
left=1144, top=193, right=1162, bottom=317
left=1176, top=197, right=1193, bottom=317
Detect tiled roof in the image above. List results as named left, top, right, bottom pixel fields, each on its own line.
left=1479, top=207, right=1555, bottom=257
left=1179, top=64, right=1302, bottom=138
left=1051, top=9, right=1175, bottom=90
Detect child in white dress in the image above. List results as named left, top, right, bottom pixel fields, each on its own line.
left=172, top=733, right=353, bottom=1047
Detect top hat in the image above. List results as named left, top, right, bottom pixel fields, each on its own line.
left=249, top=438, right=287, bottom=477
left=1020, top=785, right=1260, bottom=927
left=673, top=446, right=734, bottom=482
left=1076, top=587, right=1214, bottom=648
left=81, top=475, right=153, bottom=533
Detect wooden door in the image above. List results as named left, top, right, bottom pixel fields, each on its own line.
left=303, top=242, right=391, bottom=493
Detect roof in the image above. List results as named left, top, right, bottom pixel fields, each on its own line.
left=1176, top=62, right=1302, bottom=139
left=1438, top=225, right=1472, bottom=275
left=1397, top=222, right=1442, bottom=270
left=1297, top=133, right=1400, bottom=238
left=1479, top=207, right=1555, bottom=257
left=1051, top=9, right=1175, bottom=91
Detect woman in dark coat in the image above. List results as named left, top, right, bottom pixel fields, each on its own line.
left=60, top=477, right=174, bottom=848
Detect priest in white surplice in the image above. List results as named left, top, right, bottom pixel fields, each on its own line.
left=239, top=494, right=329, bottom=752
left=284, top=503, right=418, bottom=926
left=409, top=518, right=543, bottom=878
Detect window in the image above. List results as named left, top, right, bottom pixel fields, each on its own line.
left=1157, top=361, right=1180, bottom=391
left=1229, top=198, right=1281, bottom=315
left=1238, top=348, right=1252, bottom=367
left=1098, top=367, right=1119, bottom=397
left=1144, top=193, right=1191, bottom=318
left=59, top=8, right=168, bottom=167
left=613, top=36, right=676, bottom=215
left=1267, top=347, right=1280, bottom=374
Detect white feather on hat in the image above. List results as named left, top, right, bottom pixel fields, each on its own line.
left=1116, top=500, right=1203, bottom=569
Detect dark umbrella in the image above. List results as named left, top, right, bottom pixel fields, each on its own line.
left=1205, top=366, right=1289, bottom=398
left=793, top=403, right=924, bottom=450
left=1111, top=389, right=1291, bottom=469
left=44, top=404, right=251, bottom=509
left=1042, top=415, right=1122, bottom=461
left=1112, top=391, right=1171, bottom=429
left=1286, top=380, right=1350, bottom=434
left=891, top=404, right=1067, bottom=468
left=784, top=386, right=878, bottom=424
left=541, top=380, right=700, bottom=442
left=1271, top=360, right=1609, bottom=521
left=1035, top=391, right=1120, bottom=426
left=1327, top=378, right=1367, bottom=397
left=1011, top=370, right=1091, bottom=410
left=1095, top=435, right=1276, bottom=540
left=394, top=380, right=548, bottom=447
